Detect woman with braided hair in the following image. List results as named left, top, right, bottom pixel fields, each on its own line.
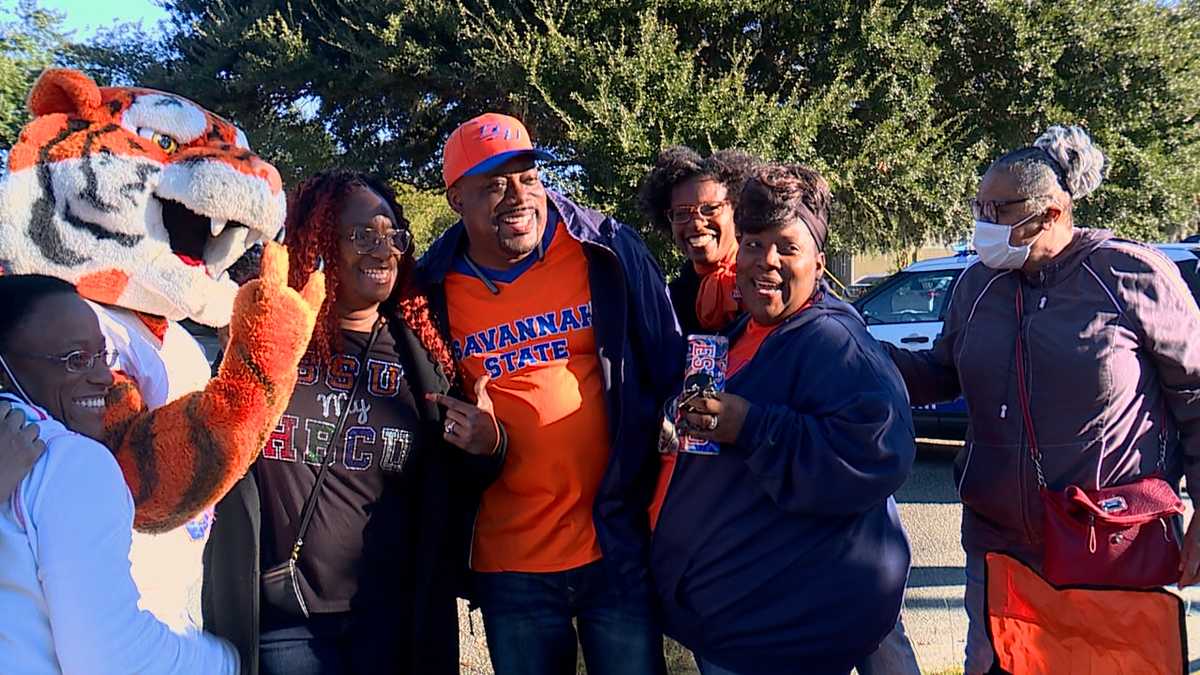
left=203, top=170, right=506, bottom=675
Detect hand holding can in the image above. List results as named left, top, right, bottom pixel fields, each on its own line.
left=675, top=334, right=729, bottom=455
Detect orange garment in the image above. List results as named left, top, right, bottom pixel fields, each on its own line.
left=693, top=244, right=740, bottom=331
left=986, top=552, right=1185, bottom=675
left=445, top=222, right=610, bottom=573
left=727, top=319, right=779, bottom=377
left=647, top=451, right=676, bottom=532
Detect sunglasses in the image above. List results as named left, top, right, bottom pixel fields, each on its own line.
left=666, top=200, right=729, bottom=225
left=348, top=226, right=413, bottom=256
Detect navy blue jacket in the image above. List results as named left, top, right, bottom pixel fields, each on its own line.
left=417, top=190, right=684, bottom=590
left=651, top=290, right=915, bottom=674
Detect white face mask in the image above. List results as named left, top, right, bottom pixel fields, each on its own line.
left=972, top=212, right=1043, bottom=270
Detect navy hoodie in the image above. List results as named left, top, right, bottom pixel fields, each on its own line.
left=651, top=289, right=915, bottom=674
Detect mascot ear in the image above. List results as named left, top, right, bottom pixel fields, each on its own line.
left=27, top=69, right=102, bottom=117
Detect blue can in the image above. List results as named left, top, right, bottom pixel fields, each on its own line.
left=676, top=334, right=729, bottom=455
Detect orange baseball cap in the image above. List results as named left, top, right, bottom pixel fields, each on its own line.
left=442, top=112, right=554, bottom=188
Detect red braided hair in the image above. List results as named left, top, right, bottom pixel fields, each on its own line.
left=283, top=170, right=458, bottom=382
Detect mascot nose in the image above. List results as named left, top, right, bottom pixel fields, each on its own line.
left=247, top=156, right=283, bottom=195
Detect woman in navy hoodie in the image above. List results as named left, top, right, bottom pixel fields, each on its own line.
left=650, top=163, right=916, bottom=675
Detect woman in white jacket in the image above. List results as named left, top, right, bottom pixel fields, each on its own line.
left=0, top=274, right=238, bottom=675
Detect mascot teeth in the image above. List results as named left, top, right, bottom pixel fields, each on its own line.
left=204, top=225, right=251, bottom=276
left=210, top=219, right=227, bottom=237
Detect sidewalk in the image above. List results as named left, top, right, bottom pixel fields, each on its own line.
left=897, top=450, right=1200, bottom=674
left=455, top=451, right=1200, bottom=674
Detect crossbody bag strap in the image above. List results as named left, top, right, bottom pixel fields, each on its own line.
left=1013, top=287, right=1048, bottom=489
left=286, top=316, right=386, bottom=563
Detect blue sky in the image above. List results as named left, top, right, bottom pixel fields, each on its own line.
left=22, top=0, right=167, bottom=37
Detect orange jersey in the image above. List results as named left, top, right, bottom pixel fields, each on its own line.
left=446, top=217, right=610, bottom=572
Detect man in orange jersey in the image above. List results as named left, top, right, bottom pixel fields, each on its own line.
left=417, top=113, right=683, bottom=675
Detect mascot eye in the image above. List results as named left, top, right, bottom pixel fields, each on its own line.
left=138, top=128, right=180, bottom=154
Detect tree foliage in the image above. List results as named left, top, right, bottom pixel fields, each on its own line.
left=0, top=0, right=69, bottom=153
left=61, top=0, right=1200, bottom=253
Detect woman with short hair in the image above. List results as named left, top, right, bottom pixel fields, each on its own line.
left=650, top=163, right=915, bottom=675
left=0, top=274, right=238, bottom=674
left=638, top=146, right=760, bottom=334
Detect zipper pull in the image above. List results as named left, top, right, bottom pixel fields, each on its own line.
left=1000, top=404, right=1008, bottom=419
left=1039, top=297, right=1047, bottom=310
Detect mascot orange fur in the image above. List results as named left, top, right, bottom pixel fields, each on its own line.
left=0, top=69, right=324, bottom=630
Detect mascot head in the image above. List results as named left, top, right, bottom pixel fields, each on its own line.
left=0, top=68, right=285, bottom=327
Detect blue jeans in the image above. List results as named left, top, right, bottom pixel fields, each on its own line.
left=855, top=617, right=920, bottom=675
left=964, top=552, right=994, bottom=674
left=259, top=621, right=348, bottom=675
left=473, top=560, right=666, bottom=675
left=259, top=614, right=381, bottom=675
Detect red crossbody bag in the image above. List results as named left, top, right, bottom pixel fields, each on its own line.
left=1013, top=288, right=1184, bottom=588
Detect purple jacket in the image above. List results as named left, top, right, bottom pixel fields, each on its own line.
left=888, top=229, right=1200, bottom=557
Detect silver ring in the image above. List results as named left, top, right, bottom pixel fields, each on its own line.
left=444, top=421, right=456, bottom=435
left=707, top=416, right=719, bottom=431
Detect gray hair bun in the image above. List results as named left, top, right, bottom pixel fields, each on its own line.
left=1033, top=125, right=1107, bottom=200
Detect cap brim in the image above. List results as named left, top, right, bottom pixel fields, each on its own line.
left=462, top=148, right=556, bottom=178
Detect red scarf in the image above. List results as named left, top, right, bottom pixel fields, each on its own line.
left=693, top=243, right=740, bottom=331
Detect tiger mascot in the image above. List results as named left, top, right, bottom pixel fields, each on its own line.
left=0, top=68, right=325, bottom=631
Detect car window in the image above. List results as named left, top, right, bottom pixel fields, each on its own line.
left=1173, top=258, right=1200, bottom=305
left=858, top=269, right=961, bottom=325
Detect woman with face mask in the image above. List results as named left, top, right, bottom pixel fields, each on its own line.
left=886, top=125, right=1200, bottom=674
left=0, top=274, right=238, bottom=674
left=650, top=164, right=916, bottom=675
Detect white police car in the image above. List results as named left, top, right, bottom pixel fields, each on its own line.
left=853, top=243, right=1200, bottom=439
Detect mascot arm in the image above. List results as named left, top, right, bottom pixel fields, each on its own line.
left=104, top=243, right=324, bottom=532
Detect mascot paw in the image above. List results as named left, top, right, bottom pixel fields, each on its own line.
left=225, top=242, right=325, bottom=374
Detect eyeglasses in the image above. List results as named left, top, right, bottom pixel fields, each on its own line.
left=969, top=196, right=1051, bottom=224
left=348, top=226, right=413, bottom=255
left=5, top=348, right=119, bottom=373
left=665, top=200, right=729, bottom=225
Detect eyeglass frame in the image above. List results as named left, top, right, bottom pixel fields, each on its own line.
left=969, top=195, right=1053, bottom=224
left=665, top=200, right=730, bottom=225
left=347, top=225, right=414, bottom=256
left=3, top=348, right=120, bottom=374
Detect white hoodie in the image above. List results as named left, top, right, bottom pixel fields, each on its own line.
left=0, top=395, right=237, bottom=674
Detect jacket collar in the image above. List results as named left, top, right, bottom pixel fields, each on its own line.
left=1023, top=227, right=1113, bottom=288
left=725, top=282, right=857, bottom=342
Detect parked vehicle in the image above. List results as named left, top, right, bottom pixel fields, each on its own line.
left=841, top=273, right=890, bottom=301
left=853, top=243, right=1200, bottom=439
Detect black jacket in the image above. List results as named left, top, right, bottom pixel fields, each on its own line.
left=201, top=317, right=505, bottom=674
left=417, top=190, right=684, bottom=591
left=668, top=263, right=703, bottom=338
